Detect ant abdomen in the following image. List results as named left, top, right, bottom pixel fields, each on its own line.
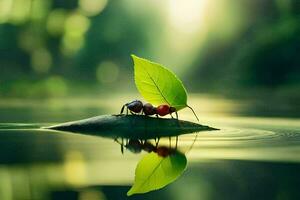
left=126, top=139, right=143, bottom=153
left=126, top=100, right=143, bottom=113
left=121, top=100, right=143, bottom=114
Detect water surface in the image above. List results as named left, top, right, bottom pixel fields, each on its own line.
left=0, top=95, right=299, bottom=200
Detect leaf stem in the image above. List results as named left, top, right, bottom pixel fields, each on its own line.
left=187, top=105, right=199, bottom=121
left=186, top=132, right=198, bottom=154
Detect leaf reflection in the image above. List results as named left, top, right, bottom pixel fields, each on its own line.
left=115, top=138, right=188, bottom=196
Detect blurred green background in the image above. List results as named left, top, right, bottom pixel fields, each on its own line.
left=0, top=0, right=299, bottom=100
left=1, top=1, right=300, bottom=200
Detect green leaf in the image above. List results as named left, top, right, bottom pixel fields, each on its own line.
left=132, top=55, right=188, bottom=110
left=127, top=151, right=187, bottom=196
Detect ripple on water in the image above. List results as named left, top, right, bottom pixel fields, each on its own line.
left=177, top=126, right=300, bottom=163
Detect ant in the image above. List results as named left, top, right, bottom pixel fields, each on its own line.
left=120, top=100, right=199, bottom=121
left=114, top=138, right=175, bottom=157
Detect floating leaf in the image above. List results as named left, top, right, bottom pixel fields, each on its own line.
left=132, top=55, right=188, bottom=110
left=127, top=151, right=187, bottom=196
left=46, top=115, right=218, bottom=139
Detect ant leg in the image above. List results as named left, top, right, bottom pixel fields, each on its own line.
left=169, top=137, right=171, bottom=148
left=120, top=105, right=125, bottom=114
left=130, top=111, right=136, bottom=115
left=121, top=138, right=124, bottom=154
left=114, top=138, right=124, bottom=154
left=175, top=136, right=178, bottom=149
left=175, top=111, right=183, bottom=129
left=156, top=114, right=159, bottom=118
left=170, top=113, right=174, bottom=119
left=155, top=137, right=160, bottom=147
left=126, top=108, right=128, bottom=115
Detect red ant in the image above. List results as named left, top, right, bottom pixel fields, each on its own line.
left=114, top=138, right=175, bottom=157
left=120, top=100, right=199, bottom=121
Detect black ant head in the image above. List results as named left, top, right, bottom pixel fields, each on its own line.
left=143, top=103, right=157, bottom=115
left=169, top=107, right=176, bottom=113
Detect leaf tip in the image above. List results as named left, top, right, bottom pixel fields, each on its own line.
left=131, top=54, right=141, bottom=66
left=126, top=188, right=134, bottom=196
left=130, top=54, right=138, bottom=60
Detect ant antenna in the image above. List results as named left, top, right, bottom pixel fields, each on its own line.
left=120, top=105, right=125, bottom=114
left=186, top=132, right=198, bottom=154
left=187, top=105, right=199, bottom=121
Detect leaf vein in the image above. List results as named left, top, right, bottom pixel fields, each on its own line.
left=144, top=68, right=170, bottom=105
left=138, top=158, right=164, bottom=191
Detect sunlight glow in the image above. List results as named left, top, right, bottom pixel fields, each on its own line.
left=168, top=0, right=206, bottom=33
left=158, top=0, right=209, bottom=74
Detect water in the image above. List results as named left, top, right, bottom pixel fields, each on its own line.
left=0, top=95, right=299, bottom=200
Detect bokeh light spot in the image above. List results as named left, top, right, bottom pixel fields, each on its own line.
left=31, top=48, right=52, bottom=74
left=18, top=29, right=42, bottom=52
left=79, top=0, right=108, bottom=17
left=61, top=35, right=84, bottom=56
left=46, top=9, right=67, bottom=36
left=10, top=0, right=31, bottom=24
left=63, top=151, right=86, bottom=186
left=0, top=0, right=13, bottom=23
left=61, top=12, right=90, bottom=55
left=79, top=189, right=107, bottom=200
left=96, top=61, right=120, bottom=84
left=64, top=12, right=90, bottom=38
left=44, top=76, right=68, bottom=97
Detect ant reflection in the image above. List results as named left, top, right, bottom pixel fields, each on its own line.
left=114, top=138, right=177, bottom=157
